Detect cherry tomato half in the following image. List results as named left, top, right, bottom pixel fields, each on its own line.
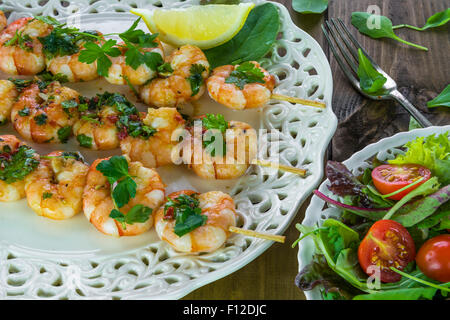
left=358, top=220, right=416, bottom=283
left=416, top=234, right=450, bottom=283
left=372, top=164, right=431, bottom=200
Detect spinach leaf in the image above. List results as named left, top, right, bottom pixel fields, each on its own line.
left=204, top=3, right=280, bottom=69
left=351, top=12, right=428, bottom=51
left=353, top=287, right=437, bottom=300
left=427, top=84, right=450, bottom=108
left=393, top=8, right=450, bottom=31
left=292, top=0, right=328, bottom=14
left=357, top=49, right=387, bottom=94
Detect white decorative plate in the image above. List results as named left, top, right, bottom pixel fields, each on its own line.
left=298, top=125, right=450, bottom=300
left=0, top=0, right=337, bottom=299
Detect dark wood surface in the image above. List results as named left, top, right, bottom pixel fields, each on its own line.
left=185, top=0, right=450, bottom=299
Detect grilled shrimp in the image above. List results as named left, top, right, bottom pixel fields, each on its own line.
left=11, top=80, right=79, bottom=143
left=46, top=34, right=101, bottom=83
left=0, top=17, right=52, bottom=75
left=206, top=61, right=276, bottom=110
left=83, top=157, right=166, bottom=237
left=120, top=107, right=185, bottom=168
left=189, top=119, right=257, bottom=180
left=154, top=190, right=237, bottom=253
left=0, top=11, right=6, bottom=32
left=73, top=98, right=120, bottom=151
left=105, top=39, right=164, bottom=86
left=140, top=45, right=209, bottom=108
left=0, top=135, right=39, bottom=202
left=25, top=151, right=89, bottom=220
left=0, top=79, right=18, bottom=125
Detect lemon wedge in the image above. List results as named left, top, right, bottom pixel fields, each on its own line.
left=131, top=3, right=255, bottom=49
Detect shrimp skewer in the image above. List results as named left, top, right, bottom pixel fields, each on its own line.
left=0, top=135, right=39, bottom=202
left=0, top=16, right=52, bottom=75
left=140, top=45, right=210, bottom=108
left=154, top=190, right=237, bottom=253
left=25, top=151, right=89, bottom=220
left=11, top=80, right=79, bottom=143
left=83, top=156, right=165, bottom=237
left=206, top=61, right=326, bottom=110
left=120, top=107, right=185, bottom=168
left=0, top=79, right=18, bottom=125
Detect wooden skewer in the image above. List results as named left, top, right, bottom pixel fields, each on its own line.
left=229, top=226, right=286, bottom=243
left=271, top=93, right=326, bottom=109
left=252, top=159, right=307, bottom=177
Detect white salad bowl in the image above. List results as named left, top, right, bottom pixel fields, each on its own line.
left=298, top=125, right=450, bottom=300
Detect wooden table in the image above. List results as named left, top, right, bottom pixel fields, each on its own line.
left=185, top=0, right=450, bottom=300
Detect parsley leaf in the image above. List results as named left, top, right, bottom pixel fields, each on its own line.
left=157, top=62, right=174, bottom=76
left=164, top=194, right=207, bottom=237
left=18, top=107, right=30, bottom=117
left=76, top=134, right=93, bottom=149
left=112, top=176, right=137, bottom=208
left=57, top=126, right=72, bottom=143
left=187, top=64, right=207, bottom=96
left=34, top=113, right=48, bottom=126
left=0, top=145, right=39, bottom=184
left=225, top=61, right=265, bottom=90
left=109, top=204, right=152, bottom=229
left=202, top=114, right=229, bottom=133
left=79, top=40, right=121, bottom=77
left=43, top=192, right=53, bottom=200
left=4, top=30, right=33, bottom=51
left=96, top=155, right=130, bottom=184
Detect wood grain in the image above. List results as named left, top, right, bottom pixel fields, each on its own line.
left=185, top=0, right=450, bottom=300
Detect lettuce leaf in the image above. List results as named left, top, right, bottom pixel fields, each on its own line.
left=353, top=287, right=437, bottom=300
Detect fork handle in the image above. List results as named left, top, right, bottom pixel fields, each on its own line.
left=389, top=90, right=433, bottom=128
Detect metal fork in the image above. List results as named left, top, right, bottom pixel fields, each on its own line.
left=322, top=18, right=432, bottom=127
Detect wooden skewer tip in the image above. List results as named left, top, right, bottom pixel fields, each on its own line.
left=229, top=226, right=286, bottom=243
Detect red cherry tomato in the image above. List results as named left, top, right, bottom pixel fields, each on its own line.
left=358, top=220, right=416, bottom=283
left=416, top=234, right=450, bottom=283
left=372, top=164, right=431, bottom=200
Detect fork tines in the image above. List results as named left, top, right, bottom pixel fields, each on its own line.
left=322, top=18, right=380, bottom=89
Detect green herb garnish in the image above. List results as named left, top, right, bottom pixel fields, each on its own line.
left=76, top=134, right=93, bottom=149
left=57, top=126, right=72, bottom=143
left=187, top=64, right=207, bottom=96
left=164, top=194, right=207, bottom=237
left=225, top=61, right=265, bottom=90
left=0, top=145, right=39, bottom=184
left=43, top=192, right=53, bottom=200
left=356, top=49, right=387, bottom=94
left=34, top=113, right=48, bottom=126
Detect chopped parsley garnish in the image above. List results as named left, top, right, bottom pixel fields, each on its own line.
left=57, top=126, right=72, bottom=143
left=157, top=62, right=174, bottom=76
left=0, top=145, right=39, bottom=184
left=4, top=30, right=33, bottom=51
left=34, top=113, right=48, bottom=126
left=18, top=107, right=30, bottom=117
left=43, top=192, right=53, bottom=200
left=79, top=40, right=122, bottom=77
left=38, top=71, right=69, bottom=83
left=76, top=134, right=93, bottom=149
left=164, top=193, right=207, bottom=237
left=225, top=61, right=266, bottom=90
left=96, top=156, right=152, bottom=229
left=187, top=64, right=207, bottom=96
left=201, top=114, right=228, bottom=157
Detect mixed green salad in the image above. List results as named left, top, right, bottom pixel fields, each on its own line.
left=294, top=132, right=450, bottom=300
